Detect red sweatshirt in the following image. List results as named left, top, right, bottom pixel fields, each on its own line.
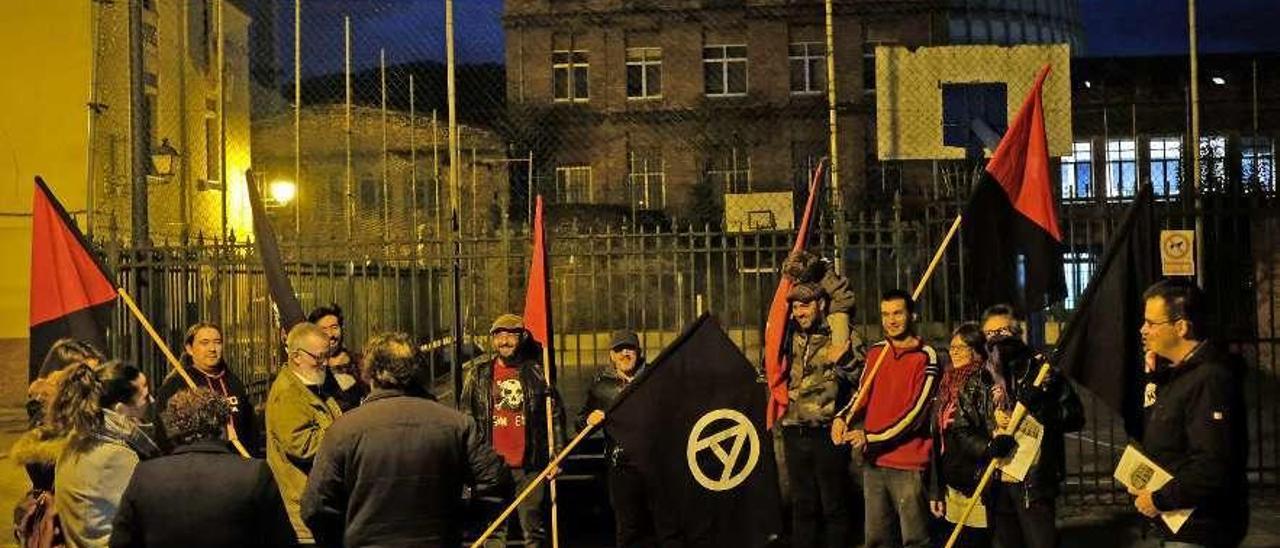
left=858, top=340, right=940, bottom=471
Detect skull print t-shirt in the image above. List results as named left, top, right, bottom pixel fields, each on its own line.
left=491, top=358, right=526, bottom=468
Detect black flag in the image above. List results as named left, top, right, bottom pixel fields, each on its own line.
left=1054, top=185, right=1157, bottom=438
left=245, top=171, right=305, bottom=331
left=606, top=314, right=782, bottom=546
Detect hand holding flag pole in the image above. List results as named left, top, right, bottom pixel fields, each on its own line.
left=471, top=411, right=605, bottom=548
left=944, top=362, right=1052, bottom=548
left=832, top=214, right=963, bottom=441
left=117, top=288, right=252, bottom=458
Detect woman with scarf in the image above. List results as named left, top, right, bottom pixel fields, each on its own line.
left=928, top=323, right=1014, bottom=547
left=50, top=360, right=160, bottom=548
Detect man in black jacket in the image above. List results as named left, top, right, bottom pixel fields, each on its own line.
left=110, top=388, right=294, bottom=547
left=981, top=305, right=1085, bottom=548
left=302, top=332, right=514, bottom=547
left=578, top=329, right=652, bottom=547
left=462, top=313, right=566, bottom=548
left=1134, top=279, right=1248, bottom=548
left=155, top=322, right=257, bottom=454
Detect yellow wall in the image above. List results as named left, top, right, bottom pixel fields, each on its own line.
left=0, top=0, right=95, bottom=339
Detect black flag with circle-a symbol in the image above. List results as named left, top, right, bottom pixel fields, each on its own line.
left=605, top=313, right=783, bottom=546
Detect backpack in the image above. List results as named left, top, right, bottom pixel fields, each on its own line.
left=12, top=488, right=63, bottom=548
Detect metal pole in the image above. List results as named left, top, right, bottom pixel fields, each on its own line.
left=446, top=0, right=464, bottom=409
left=344, top=15, right=353, bottom=240
left=128, top=0, right=148, bottom=246
left=381, top=48, right=389, bottom=242
left=527, top=150, right=533, bottom=226
left=1188, top=0, right=1205, bottom=287
left=411, top=74, right=419, bottom=239
left=85, top=0, right=104, bottom=237
left=433, top=109, right=441, bottom=237
left=823, top=0, right=846, bottom=274
left=294, top=0, right=302, bottom=241
left=217, top=0, right=228, bottom=242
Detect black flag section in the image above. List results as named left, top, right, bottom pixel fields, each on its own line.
left=606, top=314, right=782, bottom=546
left=1054, top=185, right=1158, bottom=438
left=245, top=171, right=305, bottom=331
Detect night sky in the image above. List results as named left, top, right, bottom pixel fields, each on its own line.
left=278, top=0, right=1280, bottom=77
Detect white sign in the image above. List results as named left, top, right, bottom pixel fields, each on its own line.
left=1114, top=445, right=1194, bottom=533
left=1160, top=230, right=1196, bottom=277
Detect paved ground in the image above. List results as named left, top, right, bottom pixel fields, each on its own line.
left=1, top=404, right=1277, bottom=547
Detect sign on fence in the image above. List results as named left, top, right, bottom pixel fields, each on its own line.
left=1159, top=230, right=1196, bottom=277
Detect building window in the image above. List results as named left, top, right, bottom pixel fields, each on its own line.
left=1198, top=135, right=1227, bottom=190
left=552, top=50, right=589, bottom=102
left=626, top=47, right=662, bottom=100
left=706, top=147, right=751, bottom=194
left=555, top=165, right=593, bottom=203
left=1063, top=252, right=1096, bottom=309
left=360, top=177, right=380, bottom=211
left=789, top=42, right=825, bottom=95
left=1242, top=136, right=1275, bottom=193
left=863, top=43, right=877, bottom=94
left=1060, top=140, right=1093, bottom=200
left=1105, top=138, right=1137, bottom=200
left=1148, top=137, right=1181, bottom=197
left=628, top=148, right=665, bottom=209
left=703, top=45, right=747, bottom=97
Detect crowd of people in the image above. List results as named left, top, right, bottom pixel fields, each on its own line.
left=9, top=267, right=1249, bottom=547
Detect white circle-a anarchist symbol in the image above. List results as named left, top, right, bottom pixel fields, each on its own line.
left=686, top=409, right=761, bottom=492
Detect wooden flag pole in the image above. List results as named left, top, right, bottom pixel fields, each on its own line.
left=542, top=343, right=560, bottom=548
left=944, top=362, right=1052, bottom=548
left=835, top=214, right=963, bottom=432
left=472, top=411, right=604, bottom=548
left=117, top=288, right=251, bottom=458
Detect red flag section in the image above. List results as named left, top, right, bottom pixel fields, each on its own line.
left=29, top=176, right=116, bottom=380
left=984, top=64, right=1061, bottom=242
left=523, top=195, right=552, bottom=352
left=764, top=162, right=826, bottom=429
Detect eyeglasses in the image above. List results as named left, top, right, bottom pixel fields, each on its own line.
left=298, top=348, right=329, bottom=362
left=1142, top=317, right=1181, bottom=328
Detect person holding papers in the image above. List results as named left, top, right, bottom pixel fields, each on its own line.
left=1134, top=279, right=1248, bottom=547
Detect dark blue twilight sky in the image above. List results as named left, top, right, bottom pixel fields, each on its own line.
left=278, top=0, right=1280, bottom=77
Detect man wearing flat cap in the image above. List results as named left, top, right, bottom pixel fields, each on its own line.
left=462, top=313, right=565, bottom=547
left=782, top=282, right=861, bottom=548
left=578, top=329, right=653, bottom=546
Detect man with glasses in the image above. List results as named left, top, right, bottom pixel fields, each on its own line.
left=979, top=304, right=1083, bottom=548
left=1133, top=279, right=1247, bottom=548
left=461, top=313, right=565, bottom=548
left=265, top=322, right=344, bottom=545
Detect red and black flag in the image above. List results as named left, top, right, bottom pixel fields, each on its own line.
left=246, top=172, right=305, bottom=331
left=962, top=65, right=1066, bottom=312
left=522, top=194, right=555, bottom=374
left=763, top=161, right=825, bottom=428
left=29, top=177, right=115, bottom=381
left=606, top=313, right=783, bottom=546
left=1054, top=185, right=1158, bottom=438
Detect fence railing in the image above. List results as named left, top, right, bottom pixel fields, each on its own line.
left=105, top=191, right=1280, bottom=504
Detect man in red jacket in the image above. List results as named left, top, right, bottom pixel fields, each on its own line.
left=843, top=289, right=939, bottom=548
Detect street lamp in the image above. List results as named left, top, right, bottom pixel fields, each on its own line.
left=270, top=179, right=297, bottom=205
left=150, top=138, right=179, bottom=179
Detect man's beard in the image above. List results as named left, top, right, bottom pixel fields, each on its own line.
left=887, top=328, right=913, bottom=342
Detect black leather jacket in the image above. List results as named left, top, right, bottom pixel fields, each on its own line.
left=461, top=347, right=566, bottom=470
left=577, top=363, right=643, bottom=465
left=993, top=338, right=1085, bottom=504
left=930, top=367, right=998, bottom=499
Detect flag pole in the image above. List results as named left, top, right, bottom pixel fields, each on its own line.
left=471, top=412, right=604, bottom=548
left=944, top=362, right=1052, bottom=548
left=835, top=213, right=963, bottom=429
left=117, top=288, right=252, bottom=458
left=543, top=343, right=560, bottom=548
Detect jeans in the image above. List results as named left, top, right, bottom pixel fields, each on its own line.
left=863, top=465, right=930, bottom=548
left=990, top=482, right=1057, bottom=548
left=609, top=461, right=658, bottom=547
left=781, top=425, right=854, bottom=548
left=486, top=467, right=546, bottom=548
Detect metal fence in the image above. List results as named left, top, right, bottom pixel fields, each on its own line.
left=104, top=180, right=1280, bottom=505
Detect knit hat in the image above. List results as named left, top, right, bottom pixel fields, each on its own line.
left=490, top=313, right=525, bottom=333
left=786, top=282, right=825, bottom=303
